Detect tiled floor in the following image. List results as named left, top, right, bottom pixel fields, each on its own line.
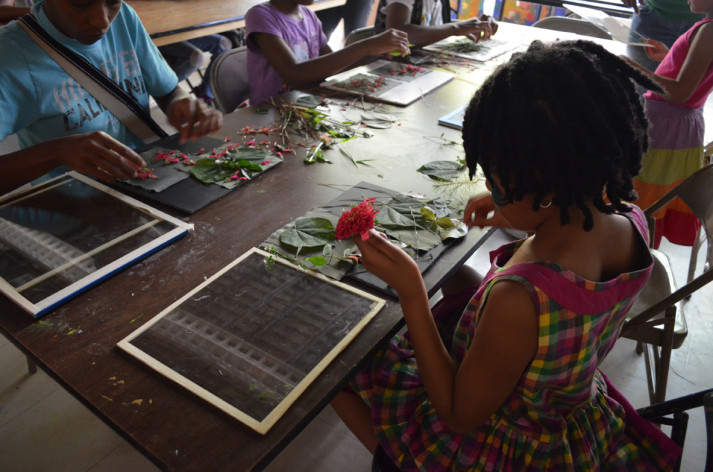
left=2, top=31, right=712, bottom=472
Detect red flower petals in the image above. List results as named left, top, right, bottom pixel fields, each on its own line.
left=136, top=167, right=157, bottom=180
left=335, top=198, right=379, bottom=240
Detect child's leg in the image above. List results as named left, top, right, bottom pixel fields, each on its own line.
left=331, top=391, right=379, bottom=454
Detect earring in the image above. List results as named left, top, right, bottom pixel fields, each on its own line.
left=540, top=200, right=552, bottom=209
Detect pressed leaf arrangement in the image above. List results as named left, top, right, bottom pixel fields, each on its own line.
left=262, top=190, right=467, bottom=281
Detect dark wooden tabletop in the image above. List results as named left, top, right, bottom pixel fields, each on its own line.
left=0, top=71, right=494, bottom=472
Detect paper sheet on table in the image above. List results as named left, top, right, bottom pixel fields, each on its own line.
left=122, top=159, right=191, bottom=193
left=564, top=4, right=651, bottom=46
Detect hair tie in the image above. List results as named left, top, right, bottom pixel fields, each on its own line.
left=540, top=200, right=552, bottom=209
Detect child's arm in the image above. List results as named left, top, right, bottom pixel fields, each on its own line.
left=252, top=29, right=410, bottom=90
left=384, top=4, right=497, bottom=48
left=154, top=86, right=223, bottom=144
left=354, top=230, right=538, bottom=433
left=619, top=0, right=644, bottom=14
left=650, top=22, right=713, bottom=104
left=463, top=192, right=514, bottom=229
left=644, top=39, right=669, bottom=63
left=0, top=133, right=146, bottom=195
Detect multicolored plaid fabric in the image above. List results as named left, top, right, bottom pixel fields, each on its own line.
left=352, top=206, right=680, bottom=471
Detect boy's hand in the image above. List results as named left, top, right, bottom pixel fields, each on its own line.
left=456, top=15, right=498, bottom=43
left=364, top=28, right=410, bottom=57
left=166, top=97, right=223, bottom=144
left=56, top=131, right=146, bottom=183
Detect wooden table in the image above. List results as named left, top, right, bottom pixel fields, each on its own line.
left=0, top=23, right=628, bottom=471
left=128, top=0, right=346, bottom=46
left=0, top=69, right=491, bottom=472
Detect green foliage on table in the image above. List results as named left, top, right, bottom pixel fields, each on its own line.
left=191, top=147, right=272, bottom=184
left=267, top=195, right=467, bottom=277
left=417, top=160, right=465, bottom=181
left=279, top=217, right=336, bottom=253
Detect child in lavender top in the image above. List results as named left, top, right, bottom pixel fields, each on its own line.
left=245, top=0, right=409, bottom=105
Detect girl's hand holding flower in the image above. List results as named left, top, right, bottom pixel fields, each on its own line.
left=336, top=197, right=421, bottom=296
left=353, top=229, right=421, bottom=297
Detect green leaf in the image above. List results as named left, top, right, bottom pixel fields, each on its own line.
left=360, top=112, right=397, bottom=129
left=307, top=256, right=328, bottom=266
left=236, top=160, right=262, bottom=172
left=421, top=206, right=436, bottom=222
left=436, top=219, right=468, bottom=240
left=388, top=44, right=414, bottom=56
left=296, top=95, right=324, bottom=109
left=279, top=217, right=336, bottom=252
left=191, top=158, right=234, bottom=184
left=305, top=141, right=329, bottom=164
left=190, top=147, right=273, bottom=183
left=376, top=206, right=420, bottom=230
left=386, top=228, right=442, bottom=251
left=231, top=147, right=272, bottom=163
left=417, top=160, right=464, bottom=181
left=434, top=216, right=455, bottom=229
left=422, top=202, right=451, bottom=219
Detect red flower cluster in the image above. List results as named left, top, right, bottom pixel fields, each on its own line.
left=136, top=167, right=157, bottom=180
left=335, top=197, right=379, bottom=240
left=391, top=64, right=425, bottom=76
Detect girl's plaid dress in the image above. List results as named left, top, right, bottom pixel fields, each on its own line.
left=351, top=206, right=680, bottom=471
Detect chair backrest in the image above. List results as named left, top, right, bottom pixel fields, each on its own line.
left=209, top=46, right=249, bottom=114
left=622, top=249, right=685, bottom=343
left=344, top=26, right=376, bottom=47
left=628, top=164, right=713, bottom=329
left=659, top=164, right=713, bottom=271
left=637, top=388, right=713, bottom=472
left=532, top=16, right=613, bottom=40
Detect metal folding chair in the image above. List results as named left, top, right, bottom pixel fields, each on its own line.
left=621, top=164, right=713, bottom=404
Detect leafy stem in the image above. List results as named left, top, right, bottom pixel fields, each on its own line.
left=424, top=133, right=460, bottom=147
left=263, top=245, right=358, bottom=270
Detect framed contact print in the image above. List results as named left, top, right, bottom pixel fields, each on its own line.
left=117, top=247, right=385, bottom=434
left=0, top=172, right=191, bottom=318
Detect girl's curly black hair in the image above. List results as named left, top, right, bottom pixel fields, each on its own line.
left=462, top=39, right=663, bottom=230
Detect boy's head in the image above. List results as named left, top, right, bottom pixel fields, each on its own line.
left=43, top=0, right=122, bottom=45
left=463, top=40, right=663, bottom=230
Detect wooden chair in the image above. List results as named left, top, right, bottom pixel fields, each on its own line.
left=208, top=46, right=249, bottom=114
left=344, top=26, right=376, bottom=47
left=532, top=16, right=613, bottom=40
left=621, top=164, right=713, bottom=404
left=637, top=388, right=713, bottom=471
left=688, top=146, right=713, bottom=283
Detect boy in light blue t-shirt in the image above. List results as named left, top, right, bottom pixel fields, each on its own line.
left=0, top=0, right=223, bottom=195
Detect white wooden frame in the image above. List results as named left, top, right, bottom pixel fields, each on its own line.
left=118, top=247, right=385, bottom=434
left=0, top=171, right=192, bottom=317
